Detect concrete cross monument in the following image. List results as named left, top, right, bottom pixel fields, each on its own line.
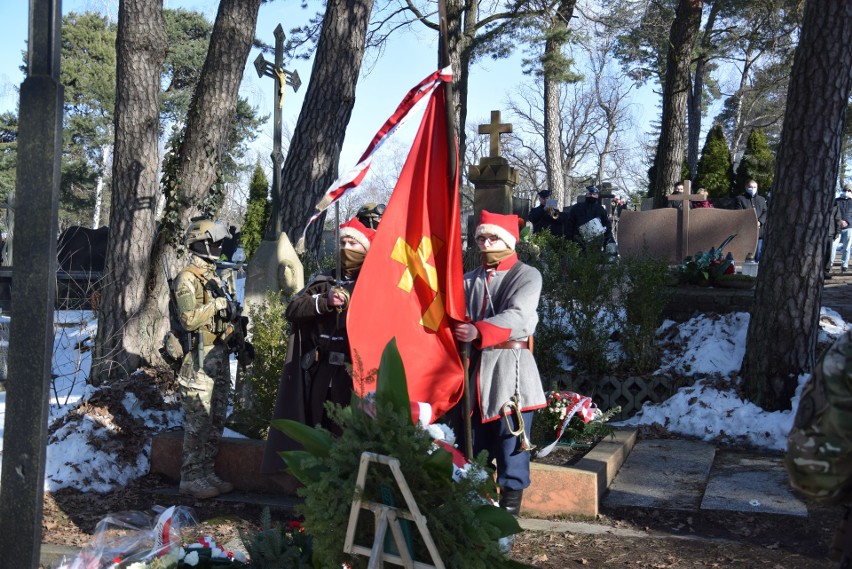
left=468, top=111, right=524, bottom=237
left=0, top=0, right=63, bottom=566
left=667, top=180, right=708, bottom=262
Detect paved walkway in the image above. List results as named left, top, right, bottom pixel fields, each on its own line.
left=821, top=268, right=852, bottom=322
left=601, top=438, right=807, bottom=517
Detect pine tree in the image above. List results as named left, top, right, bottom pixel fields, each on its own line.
left=695, top=124, right=734, bottom=198
left=242, top=162, right=270, bottom=259
left=735, top=128, right=775, bottom=195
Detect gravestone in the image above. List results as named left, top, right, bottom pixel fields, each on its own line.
left=618, top=208, right=759, bottom=264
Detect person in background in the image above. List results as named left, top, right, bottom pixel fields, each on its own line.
left=564, top=186, right=613, bottom=247
left=174, top=219, right=239, bottom=499
left=356, top=203, right=385, bottom=230
left=451, top=210, right=546, bottom=524
left=692, top=188, right=714, bottom=209
left=834, top=183, right=852, bottom=274
left=735, top=179, right=768, bottom=261
left=825, top=196, right=843, bottom=280
left=668, top=180, right=685, bottom=210
left=528, top=190, right=559, bottom=235
left=261, top=218, right=375, bottom=473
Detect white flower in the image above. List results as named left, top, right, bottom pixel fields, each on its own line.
left=126, top=563, right=147, bottom=569
left=184, top=550, right=200, bottom=566
left=424, top=423, right=456, bottom=445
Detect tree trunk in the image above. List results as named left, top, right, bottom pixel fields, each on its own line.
left=140, top=0, right=262, bottom=366
left=543, top=0, right=577, bottom=208
left=93, top=0, right=261, bottom=383
left=652, top=0, right=702, bottom=208
left=91, top=0, right=166, bottom=384
left=687, top=1, right=720, bottom=182
left=278, top=0, right=375, bottom=248
left=729, top=51, right=755, bottom=169
left=741, top=0, right=852, bottom=411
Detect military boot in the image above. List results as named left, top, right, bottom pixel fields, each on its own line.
left=499, top=488, right=524, bottom=517
left=207, top=472, right=234, bottom=494
left=499, top=488, right=524, bottom=552
left=179, top=477, right=220, bottom=500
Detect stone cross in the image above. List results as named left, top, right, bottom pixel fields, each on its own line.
left=667, top=180, right=707, bottom=261
left=0, top=0, right=63, bottom=566
left=478, top=110, right=512, bottom=159
left=254, top=24, right=301, bottom=239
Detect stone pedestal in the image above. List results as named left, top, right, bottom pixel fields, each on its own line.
left=469, top=157, right=520, bottom=220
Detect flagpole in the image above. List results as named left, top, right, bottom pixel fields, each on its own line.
left=438, top=0, right=473, bottom=462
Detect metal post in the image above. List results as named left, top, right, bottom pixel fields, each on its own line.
left=0, top=0, right=63, bottom=566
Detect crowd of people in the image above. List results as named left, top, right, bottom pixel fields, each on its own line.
left=168, top=179, right=848, bottom=548
left=171, top=204, right=547, bottom=526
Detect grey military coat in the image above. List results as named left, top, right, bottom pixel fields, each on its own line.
left=464, top=258, right=547, bottom=422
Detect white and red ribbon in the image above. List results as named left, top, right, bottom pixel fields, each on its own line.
left=298, top=66, right=453, bottom=245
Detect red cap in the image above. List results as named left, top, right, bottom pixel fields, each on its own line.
left=476, top=210, right=519, bottom=249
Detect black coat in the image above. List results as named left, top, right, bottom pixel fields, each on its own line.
left=564, top=201, right=612, bottom=243
left=735, top=193, right=768, bottom=237
left=835, top=196, right=852, bottom=226
left=261, top=271, right=356, bottom=473
left=529, top=204, right=558, bottom=234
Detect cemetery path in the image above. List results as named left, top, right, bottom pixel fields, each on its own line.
left=821, top=270, right=852, bottom=322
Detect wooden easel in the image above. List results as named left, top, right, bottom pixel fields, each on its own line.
left=343, top=452, right=445, bottom=569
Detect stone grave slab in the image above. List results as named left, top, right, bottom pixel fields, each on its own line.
left=700, top=450, right=807, bottom=517
left=618, top=208, right=759, bottom=264
left=603, top=439, right=716, bottom=511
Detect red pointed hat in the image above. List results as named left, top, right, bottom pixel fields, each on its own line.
left=476, top=210, right=519, bottom=249
left=339, top=217, right=376, bottom=250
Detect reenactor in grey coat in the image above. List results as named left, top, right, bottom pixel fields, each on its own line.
left=174, top=219, right=237, bottom=499
left=452, top=210, right=547, bottom=520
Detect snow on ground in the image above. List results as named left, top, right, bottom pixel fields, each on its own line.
left=618, top=307, right=849, bottom=451
left=0, top=283, right=849, bottom=492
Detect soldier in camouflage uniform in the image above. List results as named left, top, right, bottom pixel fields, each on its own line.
left=174, top=219, right=237, bottom=499
left=786, top=331, right=852, bottom=567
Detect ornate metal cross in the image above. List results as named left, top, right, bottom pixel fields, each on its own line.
left=254, top=24, right=301, bottom=238
left=478, top=110, right=512, bottom=159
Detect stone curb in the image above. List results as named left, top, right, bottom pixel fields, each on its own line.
left=524, top=428, right=637, bottom=518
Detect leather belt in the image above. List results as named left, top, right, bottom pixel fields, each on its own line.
left=492, top=337, right=534, bottom=351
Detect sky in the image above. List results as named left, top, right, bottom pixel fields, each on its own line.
left=0, top=271, right=846, bottom=495
left=0, top=0, right=661, bottom=186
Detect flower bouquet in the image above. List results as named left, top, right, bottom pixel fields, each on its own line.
left=56, top=505, right=249, bottom=568
left=533, top=391, right=598, bottom=458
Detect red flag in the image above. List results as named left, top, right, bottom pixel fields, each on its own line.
left=348, top=80, right=465, bottom=421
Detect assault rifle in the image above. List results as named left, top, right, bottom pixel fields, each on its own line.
left=204, top=278, right=254, bottom=370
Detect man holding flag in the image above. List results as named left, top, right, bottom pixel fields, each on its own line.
left=451, top=211, right=546, bottom=519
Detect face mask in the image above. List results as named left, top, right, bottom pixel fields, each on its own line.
left=746, top=187, right=757, bottom=197
left=340, top=248, right=366, bottom=277
left=480, top=248, right=514, bottom=268
left=586, top=196, right=598, bottom=203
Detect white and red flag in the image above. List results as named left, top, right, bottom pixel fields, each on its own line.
left=298, top=67, right=453, bottom=247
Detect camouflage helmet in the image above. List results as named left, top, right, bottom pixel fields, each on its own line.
left=356, top=203, right=386, bottom=229
left=184, top=218, right=230, bottom=261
